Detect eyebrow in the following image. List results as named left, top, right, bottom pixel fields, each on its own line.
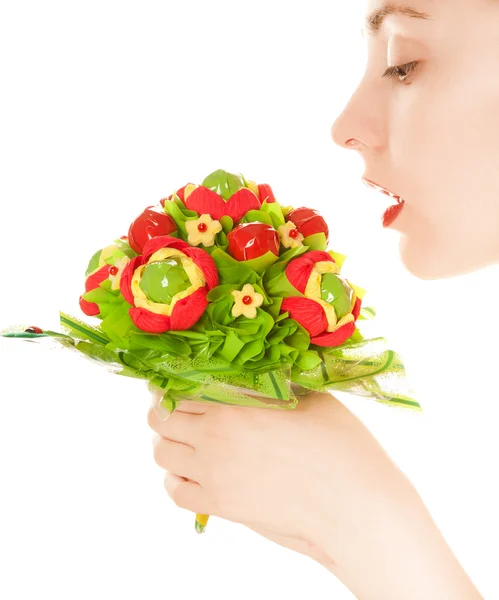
left=365, top=3, right=432, bottom=35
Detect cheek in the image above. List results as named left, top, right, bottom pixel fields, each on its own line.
left=393, top=72, right=499, bottom=228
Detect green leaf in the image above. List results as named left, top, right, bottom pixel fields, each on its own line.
left=235, top=339, right=265, bottom=363
left=210, top=248, right=258, bottom=285
left=269, top=244, right=308, bottom=276
left=264, top=271, right=304, bottom=298
left=85, top=249, right=102, bottom=277
left=269, top=212, right=283, bottom=230
left=285, top=322, right=310, bottom=351
left=99, top=302, right=139, bottom=341
left=163, top=198, right=197, bottom=235
left=214, top=229, right=228, bottom=250
left=279, top=244, right=309, bottom=262
left=220, top=215, right=234, bottom=233
left=280, top=205, right=294, bottom=217
left=358, top=306, right=376, bottom=320
left=255, top=308, right=275, bottom=338
left=268, top=324, right=295, bottom=345
left=295, top=350, right=323, bottom=371
left=207, top=284, right=238, bottom=302
left=101, top=246, right=129, bottom=266
left=261, top=201, right=285, bottom=228
left=265, top=297, right=284, bottom=319
left=128, top=331, right=192, bottom=356
left=82, top=285, right=127, bottom=320
left=349, top=282, right=367, bottom=301
left=207, top=296, right=236, bottom=326
left=242, top=210, right=273, bottom=226
left=348, top=328, right=365, bottom=343
left=252, top=281, right=271, bottom=305
left=302, top=233, right=327, bottom=252
left=219, top=330, right=245, bottom=362
left=82, top=286, right=118, bottom=305
left=59, top=312, right=110, bottom=345
left=113, top=238, right=138, bottom=258
left=71, top=340, right=123, bottom=365
left=328, top=251, right=347, bottom=269
left=99, top=277, right=114, bottom=291
left=240, top=251, right=279, bottom=274
left=159, top=395, right=177, bottom=413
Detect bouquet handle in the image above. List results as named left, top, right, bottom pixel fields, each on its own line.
left=195, top=513, right=210, bottom=533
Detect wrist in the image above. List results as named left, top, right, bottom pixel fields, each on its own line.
left=320, top=473, right=482, bottom=599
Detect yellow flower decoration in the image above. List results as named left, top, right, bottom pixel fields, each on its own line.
left=185, top=214, right=222, bottom=247
left=231, top=284, right=264, bottom=319
left=89, top=243, right=131, bottom=291
left=277, top=221, right=304, bottom=249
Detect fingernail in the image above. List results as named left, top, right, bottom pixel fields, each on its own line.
left=151, top=391, right=172, bottom=421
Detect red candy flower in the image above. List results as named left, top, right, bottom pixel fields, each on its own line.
left=286, top=207, right=329, bottom=243
left=120, top=235, right=218, bottom=333
left=257, top=183, right=276, bottom=204
left=79, top=243, right=131, bottom=317
left=179, top=185, right=262, bottom=223
left=227, top=222, right=280, bottom=261
left=160, top=184, right=194, bottom=207
left=79, top=265, right=111, bottom=316
left=128, top=206, right=177, bottom=254
left=280, top=251, right=361, bottom=347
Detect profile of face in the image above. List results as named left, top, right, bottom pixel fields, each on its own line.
left=331, top=0, right=499, bottom=280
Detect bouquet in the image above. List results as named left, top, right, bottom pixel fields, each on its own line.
left=1, top=168, right=420, bottom=534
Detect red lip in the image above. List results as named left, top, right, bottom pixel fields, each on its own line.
left=382, top=202, right=405, bottom=227
left=362, top=178, right=404, bottom=204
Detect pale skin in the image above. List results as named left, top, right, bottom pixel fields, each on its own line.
left=147, top=0, right=499, bottom=597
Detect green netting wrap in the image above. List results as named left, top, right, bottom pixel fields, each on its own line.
left=1, top=311, right=419, bottom=414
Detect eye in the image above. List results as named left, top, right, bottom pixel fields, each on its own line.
left=382, top=60, right=420, bottom=84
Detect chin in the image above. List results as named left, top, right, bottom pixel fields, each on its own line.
left=398, top=228, right=494, bottom=281
left=397, top=228, right=469, bottom=280
left=398, top=234, right=441, bottom=279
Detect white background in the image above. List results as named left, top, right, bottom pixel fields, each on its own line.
left=1, top=1, right=498, bottom=598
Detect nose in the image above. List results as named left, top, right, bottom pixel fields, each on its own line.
left=330, top=82, right=385, bottom=153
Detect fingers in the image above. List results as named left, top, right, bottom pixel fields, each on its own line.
left=175, top=400, right=209, bottom=414
left=164, top=472, right=213, bottom=516
left=152, top=434, right=199, bottom=482
left=148, top=390, right=220, bottom=519
left=147, top=407, right=205, bottom=448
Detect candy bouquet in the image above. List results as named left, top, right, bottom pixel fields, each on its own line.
left=1, top=169, right=420, bottom=534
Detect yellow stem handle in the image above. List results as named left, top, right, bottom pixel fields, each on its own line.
left=195, top=513, right=210, bottom=534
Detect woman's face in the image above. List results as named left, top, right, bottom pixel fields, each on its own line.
left=331, top=0, right=499, bottom=280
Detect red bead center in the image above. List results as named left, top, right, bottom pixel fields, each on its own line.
left=289, top=228, right=299, bottom=238
left=197, top=222, right=208, bottom=232
left=109, top=266, right=119, bottom=276
left=242, top=295, right=253, bottom=305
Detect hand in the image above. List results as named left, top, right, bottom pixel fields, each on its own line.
left=146, top=390, right=407, bottom=567
left=147, top=391, right=483, bottom=599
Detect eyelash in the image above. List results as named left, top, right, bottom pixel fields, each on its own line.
left=382, top=60, right=420, bottom=84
